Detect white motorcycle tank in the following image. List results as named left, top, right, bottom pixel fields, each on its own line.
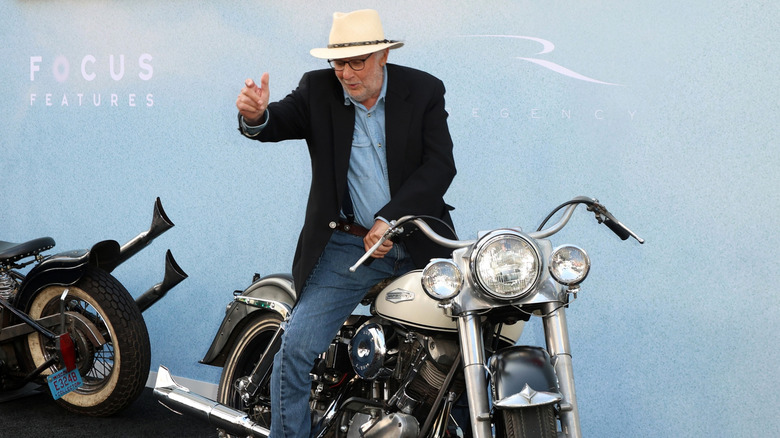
left=373, top=271, right=524, bottom=344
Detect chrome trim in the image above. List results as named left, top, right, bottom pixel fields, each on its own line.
left=349, top=322, right=387, bottom=379
left=384, top=289, right=415, bottom=303
left=153, top=365, right=270, bottom=438
left=494, top=384, right=562, bottom=408
left=457, top=313, right=493, bottom=437
left=469, top=230, right=542, bottom=301
left=548, top=245, right=590, bottom=286
left=542, top=303, right=582, bottom=438
left=233, top=296, right=291, bottom=321
left=421, top=259, right=463, bottom=301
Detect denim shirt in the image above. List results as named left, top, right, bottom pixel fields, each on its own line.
left=342, top=65, right=391, bottom=229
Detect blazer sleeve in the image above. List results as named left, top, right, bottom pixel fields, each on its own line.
left=242, top=71, right=324, bottom=143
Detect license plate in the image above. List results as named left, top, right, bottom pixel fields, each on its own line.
left=47, top=367, right=83, bottom=400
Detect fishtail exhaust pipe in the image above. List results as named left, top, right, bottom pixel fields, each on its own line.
left=153, top=366, right=270, bottom=438
left=136, top=250, right=188, bottom=312
left=104, top=197, right=175, bottom=273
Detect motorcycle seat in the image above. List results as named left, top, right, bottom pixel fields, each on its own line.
left=0, top=237, right=56, bottom=265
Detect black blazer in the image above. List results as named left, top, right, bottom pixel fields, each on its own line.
left=241, top=64, right=457, bottom=295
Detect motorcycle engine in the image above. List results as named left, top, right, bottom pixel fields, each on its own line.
left=340, top=318, right=464, bottom=436
left=346, top=412, right=419, bottom=438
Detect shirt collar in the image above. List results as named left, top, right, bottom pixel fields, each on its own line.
left=342, top=65, right=388, bottom=108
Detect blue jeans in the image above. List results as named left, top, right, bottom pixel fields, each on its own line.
left=270, top=230, right=415, bottom=438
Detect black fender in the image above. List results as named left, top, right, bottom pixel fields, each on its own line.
left=200, top=274, right=295, bottom=367
left=488, top=346, right=561, bottom=408
left=14, top=240, right=121, bottom=312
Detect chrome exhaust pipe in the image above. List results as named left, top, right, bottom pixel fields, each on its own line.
left=104, top=197, right=175, bottom=273
left=136, top=250, right=188, bottom=312
left=153, top=365, right=270, bottom=438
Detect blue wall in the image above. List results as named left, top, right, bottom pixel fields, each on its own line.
left=2, top=1, right=777, bottom=436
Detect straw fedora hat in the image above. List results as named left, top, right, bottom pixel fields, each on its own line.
left=310, top=9, right=404, bottom=59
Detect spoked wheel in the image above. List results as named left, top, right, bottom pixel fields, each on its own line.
left=217, top=313, right=283, bottom=436
left=25, top=267, right=151, bottom=416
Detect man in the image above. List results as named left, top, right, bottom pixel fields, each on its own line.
left=235, top=9, right=457, bottom=437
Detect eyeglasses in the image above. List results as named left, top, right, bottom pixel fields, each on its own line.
left=328, top=54, right=373, bottom=71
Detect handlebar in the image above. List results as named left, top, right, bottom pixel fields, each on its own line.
left=349, top=196, right=643, bottom=271
left=586, top=198, right=645, bottom=244
left=349, top=218, right=474, bottom=271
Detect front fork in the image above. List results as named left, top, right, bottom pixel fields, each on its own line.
left=457, top=313, right=493, bottom=438
left=457, top=304, right=582, bottom=438
left=541, top=302, right=582, bottom=438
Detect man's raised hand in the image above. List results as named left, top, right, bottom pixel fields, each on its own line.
left=237, top=72, right=270, bottom=125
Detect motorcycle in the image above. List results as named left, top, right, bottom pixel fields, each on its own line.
left=154, top=196, right=643, bottom=437
left=0, top=197, right=187, bottom=416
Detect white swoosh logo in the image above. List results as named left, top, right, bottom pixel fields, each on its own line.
left=463, top=35, right=622, bottom=86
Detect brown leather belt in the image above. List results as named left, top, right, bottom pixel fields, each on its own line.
left=331, top=220, right=369, bottom=238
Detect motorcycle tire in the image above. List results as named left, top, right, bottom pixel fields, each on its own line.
left=24, top=266, right=151, bottom=416
left=217, top=312, right=283, bottom=435
left=499, top=405, right=558, bottom=438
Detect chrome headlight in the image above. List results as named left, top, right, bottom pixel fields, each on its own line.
left=549, top=245, right=590, bottom=285
left=422, top=259, right=463, bottom=300
left=470, top=231, right=541, bottom=301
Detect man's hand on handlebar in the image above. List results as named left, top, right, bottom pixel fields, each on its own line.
left=365, top=220, right=393, bottom=258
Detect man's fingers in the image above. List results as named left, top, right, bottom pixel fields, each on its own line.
left=238, top=74, right=271, bottom=123
left=365, top=237, right=393, bottom=258
left=364, top=220, right=393, bottom=258
left=259, top=72, right=270, bottom=90
left=244, top=74, right=269, bottom=105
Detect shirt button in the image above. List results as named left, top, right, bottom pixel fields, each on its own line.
left=329, top=221, right=337, bottom=229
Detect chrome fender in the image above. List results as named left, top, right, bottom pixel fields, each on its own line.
left=488, top=346, right=562, bottom=408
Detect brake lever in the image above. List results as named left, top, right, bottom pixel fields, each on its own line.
left=349, top=225, right=404, bottom=272
left=604, top=213, right=645, bottom=244
left=590, top=202, right=645, bottom=244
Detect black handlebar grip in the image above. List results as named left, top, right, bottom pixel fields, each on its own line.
left=604, top=218, right=631, bottom=240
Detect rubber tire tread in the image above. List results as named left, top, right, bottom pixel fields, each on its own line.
left=501, top=405, right=558, bottom=438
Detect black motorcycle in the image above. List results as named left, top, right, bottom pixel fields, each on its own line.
left=0, top=198, right=187, bottom=416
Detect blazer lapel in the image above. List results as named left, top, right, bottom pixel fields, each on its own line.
left=385, top=70, right=412, bottom=195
